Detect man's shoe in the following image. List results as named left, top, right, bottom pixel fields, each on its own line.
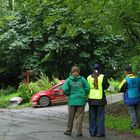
left=76, top=134, right=83, bottom=136
left=90, top=134, right=96, bottom=137
left=96, top=134, right=105, bottom=137
left=64, top=132, right=71, bottom=136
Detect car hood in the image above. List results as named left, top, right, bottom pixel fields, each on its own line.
left=32, top=90, right=50, bottom=97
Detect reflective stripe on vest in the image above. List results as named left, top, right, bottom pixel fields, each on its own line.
left=87, top=74, right=104, bottom=99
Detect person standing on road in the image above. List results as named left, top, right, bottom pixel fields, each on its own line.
left=87, top=64, right=109, bottom=137
left=62, top=66, right=90, bottom=136
left=119, top=66, right=140, bottom=129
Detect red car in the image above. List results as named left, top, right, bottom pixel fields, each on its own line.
left=31, top=80, right=67, bottom=107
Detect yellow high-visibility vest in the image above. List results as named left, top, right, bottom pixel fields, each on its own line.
left=87, top=74, right=104, bottom=99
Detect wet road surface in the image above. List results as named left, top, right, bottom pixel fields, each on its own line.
left=0, top=93, right=139, bottom=140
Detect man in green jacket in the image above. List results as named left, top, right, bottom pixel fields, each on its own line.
left=62, top=66, right=90, bottom=136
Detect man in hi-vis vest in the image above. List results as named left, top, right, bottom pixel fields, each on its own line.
left=87, top=64, right=109, bottom=137
left=119, top=66, right=140, bottom=129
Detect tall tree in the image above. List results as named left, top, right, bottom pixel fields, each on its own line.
left=1, top=0, right=140, bottom=87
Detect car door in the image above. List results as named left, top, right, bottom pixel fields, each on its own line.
left=51, top=84, right=67, bottom=104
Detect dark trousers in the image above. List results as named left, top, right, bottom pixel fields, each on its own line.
left=66, top=106, right=85, bottom=135
left=89, top=105, right=105, bottom=136
left=127, top=103, right=140, bottom=127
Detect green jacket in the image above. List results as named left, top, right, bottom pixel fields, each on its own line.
left=62, top=76, right=90, bottom=106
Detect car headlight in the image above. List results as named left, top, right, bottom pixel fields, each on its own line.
left=32, top=95, right=39, bottom=101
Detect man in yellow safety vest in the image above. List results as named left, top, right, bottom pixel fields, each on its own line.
left=87, top=64, right=109, bottom=137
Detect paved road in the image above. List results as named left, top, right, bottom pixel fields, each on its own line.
left=0, top=93, right=139, bottom=140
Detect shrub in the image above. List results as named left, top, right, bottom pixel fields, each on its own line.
left=18, top=83, right=32, bottom=102
left=18, top=74, right=52, bottom=103
left=131, top=55, right=140, bottom=77
left=0, top=98, right=9, bottom=108
left=36, top=74, right=51, bottom=90
left=106, top=78, right=120, bottom=94
left=0, top=74, right=55, bottom=108
left=0, top=86, right=16, bottom=96
left=0, top=91, right=21, bottom=108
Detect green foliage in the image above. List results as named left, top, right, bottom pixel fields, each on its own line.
left=0, top=99, right=9, bottom=108
left=0, top=91, right=31, bottom=108
left=0, top=91, right=20, bottom=108
left=37, top=73, right=52, bottom=89
left=85, top=102, right=140, bottom=136
left=18, top=74, right=51, bottom=102
left=11, top=102, right=31, bottom=109
left=109, top=79, right=120, bottom=92
left=106, top=115, right=131, bottom=132
left=22, top=54, right=43, bottom=73
left=106, top=102, right=140, bottom=136
left=0, top=73, right=52, bottom=108
left=18, top=83, right=34, bottom=102
left=131, top=55, right=140, bottom=77
left=105, top=79, right=120, bottom=95
left=0, top=86, right=16, bottom=96
left=107, top=0, right=140, bottom=44
left=1, top=0, right=140, bottom=87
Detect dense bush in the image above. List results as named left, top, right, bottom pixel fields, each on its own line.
left=1, top=0, right=140, bottom=88
left=0, top=91, right=20, bottom=108
left=0, top=73, right=60, bottom=108
left=0, top=99, right=9, bottom=108
left=131, top=55, right=140, bottom=77
left=106, top=79, right=120, bottom=95
left=0, top=86, right=16, bottom=96
left=18, top=75, right=52, bottom=102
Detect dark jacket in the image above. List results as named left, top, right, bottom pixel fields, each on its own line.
left=88, top=74, right=109, bottom=106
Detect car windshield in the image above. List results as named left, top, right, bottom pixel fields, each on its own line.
left=53, top=85, right=62, bottom=90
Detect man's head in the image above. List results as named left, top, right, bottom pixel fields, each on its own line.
left=125, top=66, right=132, bottom=75
left=92, top=63, right=100, bottom=73
left=71, top=66, right=80, bottom=78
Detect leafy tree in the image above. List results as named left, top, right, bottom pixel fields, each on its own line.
left=1, top=0, right=139, bottom=87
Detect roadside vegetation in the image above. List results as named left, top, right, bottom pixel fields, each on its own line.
left=84, top=101, right=140, bottom=137
left=105, top=78, right=120, bottom=95
left=0, top=0, right=140, bottom=136
left=106, top=102, right=140, bottom=136
left=0, top=74, right=56, bottom=108
left=1, top=0, right=140, bottom=89
left=0, top=77, right=119, bottom=108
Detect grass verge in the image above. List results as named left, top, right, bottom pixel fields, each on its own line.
left=84, top=102, right=140, bottom=137
left=106, top=102, right=140, bottom=136
left=106, top=115, right=140, bottom=136
left=0, top=92, right=31, bottom=108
